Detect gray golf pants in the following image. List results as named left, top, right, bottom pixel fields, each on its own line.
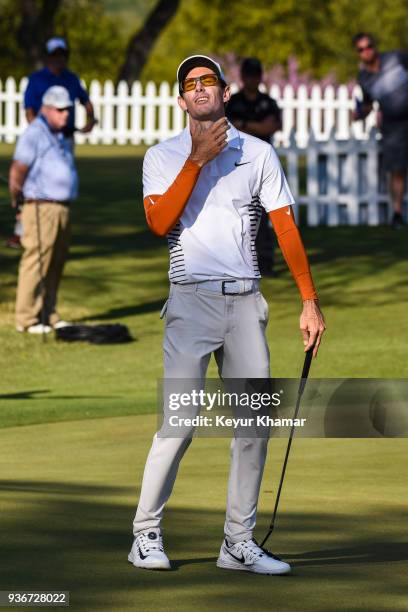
left=133, top=281, right=270, bottom=543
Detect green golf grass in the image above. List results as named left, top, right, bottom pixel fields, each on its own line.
left=0, top=144, right=407, bottom=610
left=0, top=416, right=406, bottom=611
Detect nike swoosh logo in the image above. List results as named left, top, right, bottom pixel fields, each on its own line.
left=285, top=207, right=291, bottom=215
left=224, top=546, right=245, bottom=563
left=137, top=545, right=147, bottom=560
left=235, top=161, right=251, bottom=167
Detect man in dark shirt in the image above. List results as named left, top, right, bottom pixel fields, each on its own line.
left=227, top=58, right=282, bottom=274
left=352, top=33, right=408, bottom=229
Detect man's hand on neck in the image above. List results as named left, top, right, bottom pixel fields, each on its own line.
left=188, top=116, right=229, bottom=168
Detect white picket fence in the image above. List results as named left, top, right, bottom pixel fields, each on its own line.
left=0, top=77, right=376, bottom=146
left=277, top=128, right=394, bottom=226
left=0, top=77, right=401, bottom=225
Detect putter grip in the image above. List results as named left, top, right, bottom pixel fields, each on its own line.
left=298, top=347, right=314, bottom=396
left=301, top=347, right=314, bottom=378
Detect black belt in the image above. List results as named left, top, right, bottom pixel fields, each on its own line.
left=24, top=199, right=71, bottom=206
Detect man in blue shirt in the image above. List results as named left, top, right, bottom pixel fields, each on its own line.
left=10, top=86, right=78, bottom=334
left=24, top=37, right=96, bottom=136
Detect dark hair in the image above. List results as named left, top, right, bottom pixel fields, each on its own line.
left=241, top=57, right=263, bottom=76
left=352, top=32, right=376, bottom=48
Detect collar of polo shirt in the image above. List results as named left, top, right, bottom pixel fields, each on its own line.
left=181, top=120, right=241, bottom=152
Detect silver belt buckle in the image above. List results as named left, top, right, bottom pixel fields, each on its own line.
left=222, top=280, right=240, bottom=295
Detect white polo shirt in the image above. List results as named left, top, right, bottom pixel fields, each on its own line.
left=143, top=123, right=294, bottom=283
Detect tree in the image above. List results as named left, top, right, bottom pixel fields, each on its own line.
left=55, top=0, right=124, bottom=83
left=0, top=0, right=124, bottom=82
left=17, top=0, right=63, bottom=70
left=140, top=0, right=408, bottom=84
left=117, top=0, right=180, bottom=86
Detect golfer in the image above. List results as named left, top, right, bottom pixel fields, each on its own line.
left=10, top=86, right=78, bottom=334
left=352, top=33, right=408, bottom=229
left=129, top=55, right=325, bottom=574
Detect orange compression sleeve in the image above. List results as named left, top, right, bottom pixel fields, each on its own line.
left=143, top=159, right=201, bottom=236
left=269, top=206, right=318, bottom=301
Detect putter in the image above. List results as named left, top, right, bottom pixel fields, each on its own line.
left=34, top=203, right=48, bottom=343
left=260, top=345, right=314, bottom=547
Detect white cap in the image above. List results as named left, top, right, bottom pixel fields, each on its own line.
left=46, top=37, right=68, bottom=54
left=177, top=55, right=226, bottom=93
left=42, top=86, right=73, bottom=109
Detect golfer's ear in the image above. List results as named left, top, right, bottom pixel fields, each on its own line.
left=223, top=85, right=231, bottom=104
left=178, top=95, right=187, bottom=112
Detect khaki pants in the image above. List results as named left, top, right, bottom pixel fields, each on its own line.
left=133, top=282, right=271, bottom=543
left=16, top=202, right=71, bottom=329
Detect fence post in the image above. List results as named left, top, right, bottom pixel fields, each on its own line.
left=17, top=77, right=28, bottom=135
left=323, top=85, right=335, bottom=140
left=101, top=80, right=115, bottom=145
left=286, top=129, right=299, bottom=220
left=270, top=84, right=282, bottom=145
left=337, top=84, right=351, bottom=140
left=158, top=81, right=171, bottom=141
left=306, top=130, right=319, bottom=226
left=172, top=83, right=185, bottom=135
left=5, top=77, right=17, bottom=143
left=87, top=80, right=102, bottom=145
left=310, top=84, right=322, bottom=139
left=281, top=84, right=295, bottom=147
left=130, top=81, right=142, bottom=145
left=116, top=80, right=129, bottom=145
left=367, top=127, right=380, bottom=225
left=344, top=135, right=360, bottom=225
left=144, top=81, right=157, bottom=145
left=326, top=129, right=339, bottom=226
left=296, top=84, right=308, bottom=148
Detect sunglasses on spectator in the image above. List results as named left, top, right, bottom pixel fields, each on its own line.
left=357, top=43, right=374, bottom=53
left=182, top=73, right=221, bottom=92
left=53, top=107, right=71, bottom=113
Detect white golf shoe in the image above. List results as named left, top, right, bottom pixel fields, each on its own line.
left=16, top=323, right=52, bottom=334
left=217, top=537, right=291, bottom=575
left=128, top=529, right=171, bottom=570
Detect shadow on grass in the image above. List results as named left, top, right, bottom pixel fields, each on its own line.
left=68, top=229, right=165, bottom=262
left=0, top=479, right=406, bottom=609
left=0, top=390, right=50, bottom=400
left=0, top=391, right=119, bottom=400
left=82, top=298, right=167, bottom=321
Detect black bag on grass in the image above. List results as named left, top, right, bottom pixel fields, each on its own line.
left=56, top=324, right=133, bottom=344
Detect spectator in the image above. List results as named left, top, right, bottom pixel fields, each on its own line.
left=227, top=58, right=282, bottom=275
left=7, top=37, right=95, bottom=249
left=352, top=33, right=408, bottom=229
left=9, top=86, right=78, bottom=334
left=24, top=36, right=96, bottom=136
